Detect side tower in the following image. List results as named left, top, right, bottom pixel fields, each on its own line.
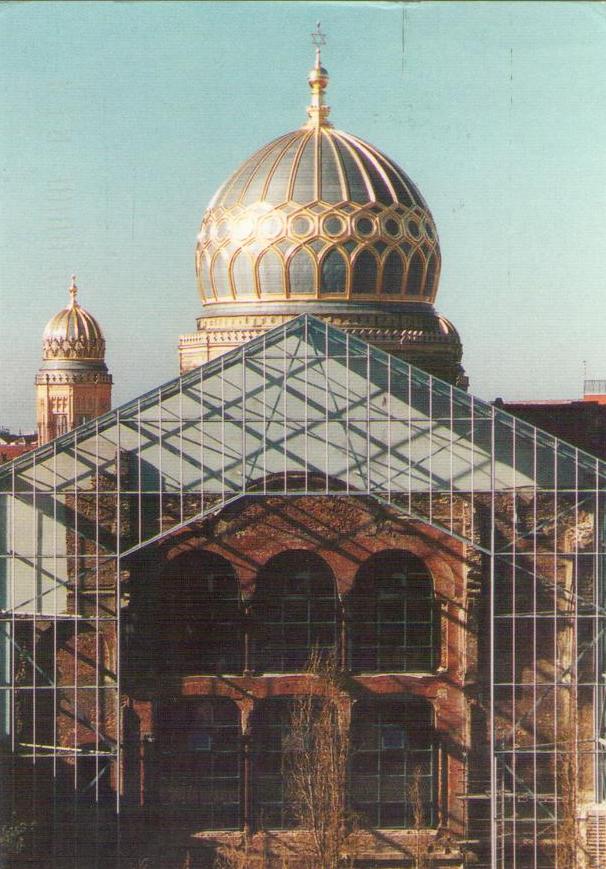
left=35, top=276, right=112, bottom=444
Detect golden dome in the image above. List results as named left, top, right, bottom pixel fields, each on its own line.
left=195, top=59, right=440, bottom=307
left=182, top=44, right=466, bottom=390
left=42, top=277, right=106, bottom=361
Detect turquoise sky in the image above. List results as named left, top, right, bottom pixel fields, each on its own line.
left=1, top=1, right=605, bottom=430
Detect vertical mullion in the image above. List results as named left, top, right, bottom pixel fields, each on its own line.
left=262, top=333, right=267, bottom=495
left=137, top=399, right=142, bottom=546
left=242, top=346, right=247, bottom=494
left=511, top=418, right=517, bottom=869
left=553, top=438, right=559, bottom=866
left=387, top=354, right=391, bottom=504
left=158, top=389, right=164, bottom=533
left=53, top=442, right=58, bottom=781
left=200, top=366, right=205, bottom=517
left=115, top=409, right=122, bottom=815
left=32, top=454, right=37, bottom=767
left=449, top=383, right=454, bottom=535
left=73, top=430, right=79, bottom=792
left=428, top=375, right=433, bottom=526
left=179, top=378, right=184, bottom=526
left=489, top=404, right=497, bottom=869
left=532, top=427, right=538, bottom=865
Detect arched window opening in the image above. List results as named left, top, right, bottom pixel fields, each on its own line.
left=155, top=698, right=241, bottom=830
left=251, top=698, right=295, bottom=829
left=351, top=249, right=378, bottom=295
left=349, top=698, right=437, bottom=829
left=381, top=250, right=404, bottom=295
left=406, top=250, right=425, bottom=296
left=348, top=550, right=436, bottom=673
left=157, top=551, right=242, bottom=675
left=288, top=247, right=316, bottom=295
left=232, top=251, right=255, bottom=297
left=198, top=252, right=212, bottom=298
left=424, top=252, right=438, bottom=297
left=319, top=248, right=347, bottom=294
left=251, top=550, right=337, bottom=673
left=258, top=248, right=286, bottom=296
left=212, top=253, right=232, bottom=298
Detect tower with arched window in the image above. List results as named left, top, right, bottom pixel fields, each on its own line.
left=35, top=276, right=112, bottom=445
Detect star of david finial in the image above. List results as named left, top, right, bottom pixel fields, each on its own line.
left=311, top=21, right=326, bottom=49
left=311, top=21, right=326, bottom=66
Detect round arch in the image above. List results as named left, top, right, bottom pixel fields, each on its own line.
left=251, top=549, right=338, bottom=673
left=347, top=548, right=437, bottom=673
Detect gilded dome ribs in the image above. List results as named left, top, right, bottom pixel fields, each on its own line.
left=184, top=55, right=467, bottom=388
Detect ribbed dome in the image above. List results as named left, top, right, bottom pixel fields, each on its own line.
left=42, top=278, right=106, bottom=361
left=196, top=86, right=440, bottom=305
left=182, top=51, right=466, bottom=390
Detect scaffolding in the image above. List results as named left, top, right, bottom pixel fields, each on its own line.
left=0, top=314, right=604, bottom=866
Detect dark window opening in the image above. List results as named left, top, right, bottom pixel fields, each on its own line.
left=352, top=249, right=378, bottom=295
left=319, top=248, right=347, bottom=294
left=251, top=699, right=296, bottom=829
left=157, top=551, right=242, bottom=675
left=406, top=250, right=425, bottom=296
left=251, top=550, right=337, bottom=673
left=155, top=698, right=241, bottom=830
left=349, top=698, right=437, bottom=829
left=348, top=550, right=436, bottom=673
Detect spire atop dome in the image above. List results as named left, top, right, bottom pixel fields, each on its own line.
left=69, top=274, right=78, bottom=307
left=306, top=22, right=331, bottom=128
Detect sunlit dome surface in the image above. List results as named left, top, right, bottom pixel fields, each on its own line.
left=42, top=277, right=106, bottom=362
left=195, top=60, right=441, bottom=306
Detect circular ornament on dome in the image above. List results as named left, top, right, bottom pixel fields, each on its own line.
left=425, top=222, right=435, bottom=241
left=408, top=219, right=420, bottom=239
left=355, top=216, right=375, bottom=237
left=234, top=216, right=255, bottom=240
left=323, top=215, right=345, bottom=237
left=260, top=214, right=284, bottom=239
left=291, top=215, right=313, bottom=237
left=383, top=217, right=401, bottom=238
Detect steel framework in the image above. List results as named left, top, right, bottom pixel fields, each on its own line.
left=0, top=314, right=604, bottom=866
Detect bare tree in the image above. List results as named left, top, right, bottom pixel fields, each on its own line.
left=284, top=648, right=351, bottom=869
left=409, top=765, right=432, bottom=869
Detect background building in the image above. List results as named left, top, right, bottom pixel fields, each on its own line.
left=0, top=34, right=605, bottom=869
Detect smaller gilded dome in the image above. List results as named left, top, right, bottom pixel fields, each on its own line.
left=42, top=277, right=106, bottom=362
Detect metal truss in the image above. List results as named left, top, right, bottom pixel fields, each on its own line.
left=0, top=314, right=604, bottom=867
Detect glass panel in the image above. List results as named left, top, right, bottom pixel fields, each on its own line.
left=319, top=248, right=347, bottom=294
left=351, top=249, right=377, bottom=295
left=252, top=551, right=337, bottom=673
left=381, top=250, right=404, bottom=295
left=424, top=252, right=438, bottom=296
left=349, top=698, right=436, bottom=829
left=349, top=550, right=436, bottom=674
left=156, top=698, right=241, bottom=829
left=212, top=253, right=232, bottom=299
left=406, top=250, right=425, bottom=296
left=232, top=251, right=255, bottom=297
left=333, top=137, right=369, bottom=203
left=258, top=249, right=285, bottom=296
left=319, top=135, right=343, bottom=203
left=288, top=248, right=316, bottom=295
left=292, top=135, right=316, bottom=203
